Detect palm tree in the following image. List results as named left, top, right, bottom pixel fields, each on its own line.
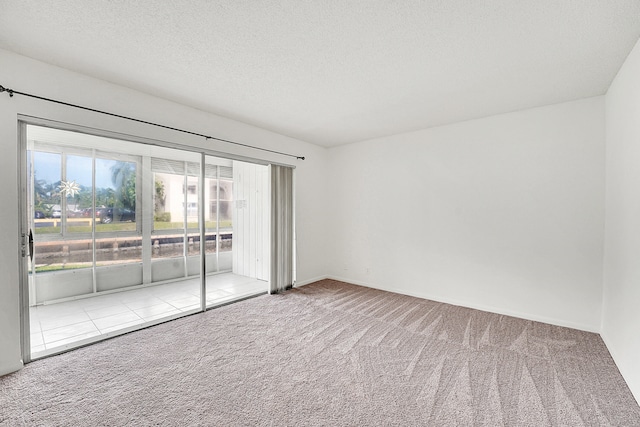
left=33, top=175, right=60, bottom=215
left=110, top=161, right=136, bottom=210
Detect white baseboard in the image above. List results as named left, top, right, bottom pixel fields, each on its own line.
left=0, top=359, right=23, bottom=377
left=326, top=275, right=600, bottom=333
left=294, top=275, right=329, bottom=287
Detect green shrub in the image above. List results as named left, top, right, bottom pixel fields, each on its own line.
left=154, top=212, right=171, bottom=222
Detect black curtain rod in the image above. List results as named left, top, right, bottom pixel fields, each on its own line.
left=0, top=84, right=305, bottom=160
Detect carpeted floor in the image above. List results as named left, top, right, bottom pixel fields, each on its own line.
left=1, top=279, right=639, bottom=426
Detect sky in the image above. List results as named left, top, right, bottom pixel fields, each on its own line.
left=33, top=151, right=126, bottom=190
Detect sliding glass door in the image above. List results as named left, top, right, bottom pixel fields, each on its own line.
left=22, top=122, right=272, bottom=360
left=25, top=126, right=205, bottom=358
left=28, top=144, right=144, bottom=301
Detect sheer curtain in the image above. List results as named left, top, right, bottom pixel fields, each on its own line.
left=269, top=164, right=294, bottom=294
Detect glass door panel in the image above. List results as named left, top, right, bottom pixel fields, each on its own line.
left=95, top=158, right=137, bottom=233
left=205, top=156, right=267, bottom=308
left=32, top=151, right=62, bottom=236
left=25, top=124, right=203, bottom=359
left=23, top=123, right=270, bottom=360
left=66, top=154, right=93, bottom=234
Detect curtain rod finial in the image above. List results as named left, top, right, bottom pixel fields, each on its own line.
left=0, top=85, right=14, bottom=97
left=297, top=156, right=305, bottom=160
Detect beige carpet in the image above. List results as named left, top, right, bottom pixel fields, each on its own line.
left=1, top=279, right=639, bottom=426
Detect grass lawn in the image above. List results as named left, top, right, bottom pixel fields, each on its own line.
left=35, top=264, right=94, bottom=273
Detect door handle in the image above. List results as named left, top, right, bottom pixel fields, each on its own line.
left=28, top=229, right=33, bottom=262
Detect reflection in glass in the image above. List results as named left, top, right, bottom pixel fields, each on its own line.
left=153, top=172, right=184, bottom=230
left=219, top=232, right=233, bottom=253
left=205, top=176, right=233, bottom=255
left=33, top=151, right=61, bottom=235
left=218, top=179, right=233, bottom=229
left=50, top=154, right=94, bottom=271
left=152, top=170, right=185, bottom=260
left=151, top=163, right=200, bottom=259
left=186, top=176, right=199, bottom=230
left=32, top=151, right=92, bottom=273
left=187, top=233, right=200, bottom=256
left=95, top=158, right=137, bottom=233
left=66, top=155, right=93, bottom=234
left=207, top=179, right=233, bottom=228
left=95, top=236, right=142, bottom=265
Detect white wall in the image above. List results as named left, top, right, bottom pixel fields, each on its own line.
left=602, top=37, right=640, bottom=402
left=327, top=97, right=605, bottom=331
left=0, top=48, right=328, bottom=375
left=233, top=161, right=269, bottom=280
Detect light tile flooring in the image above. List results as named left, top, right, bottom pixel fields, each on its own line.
left=29, top=273, right=267, bottom=358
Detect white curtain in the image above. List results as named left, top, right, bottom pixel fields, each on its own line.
left=269, top=165, right=294, bottom=294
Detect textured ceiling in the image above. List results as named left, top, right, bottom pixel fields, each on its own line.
left=1, top=1, right=639, bottom=147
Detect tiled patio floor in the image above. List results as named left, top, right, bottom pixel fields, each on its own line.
left=29, top=273, right=266, bottom=358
